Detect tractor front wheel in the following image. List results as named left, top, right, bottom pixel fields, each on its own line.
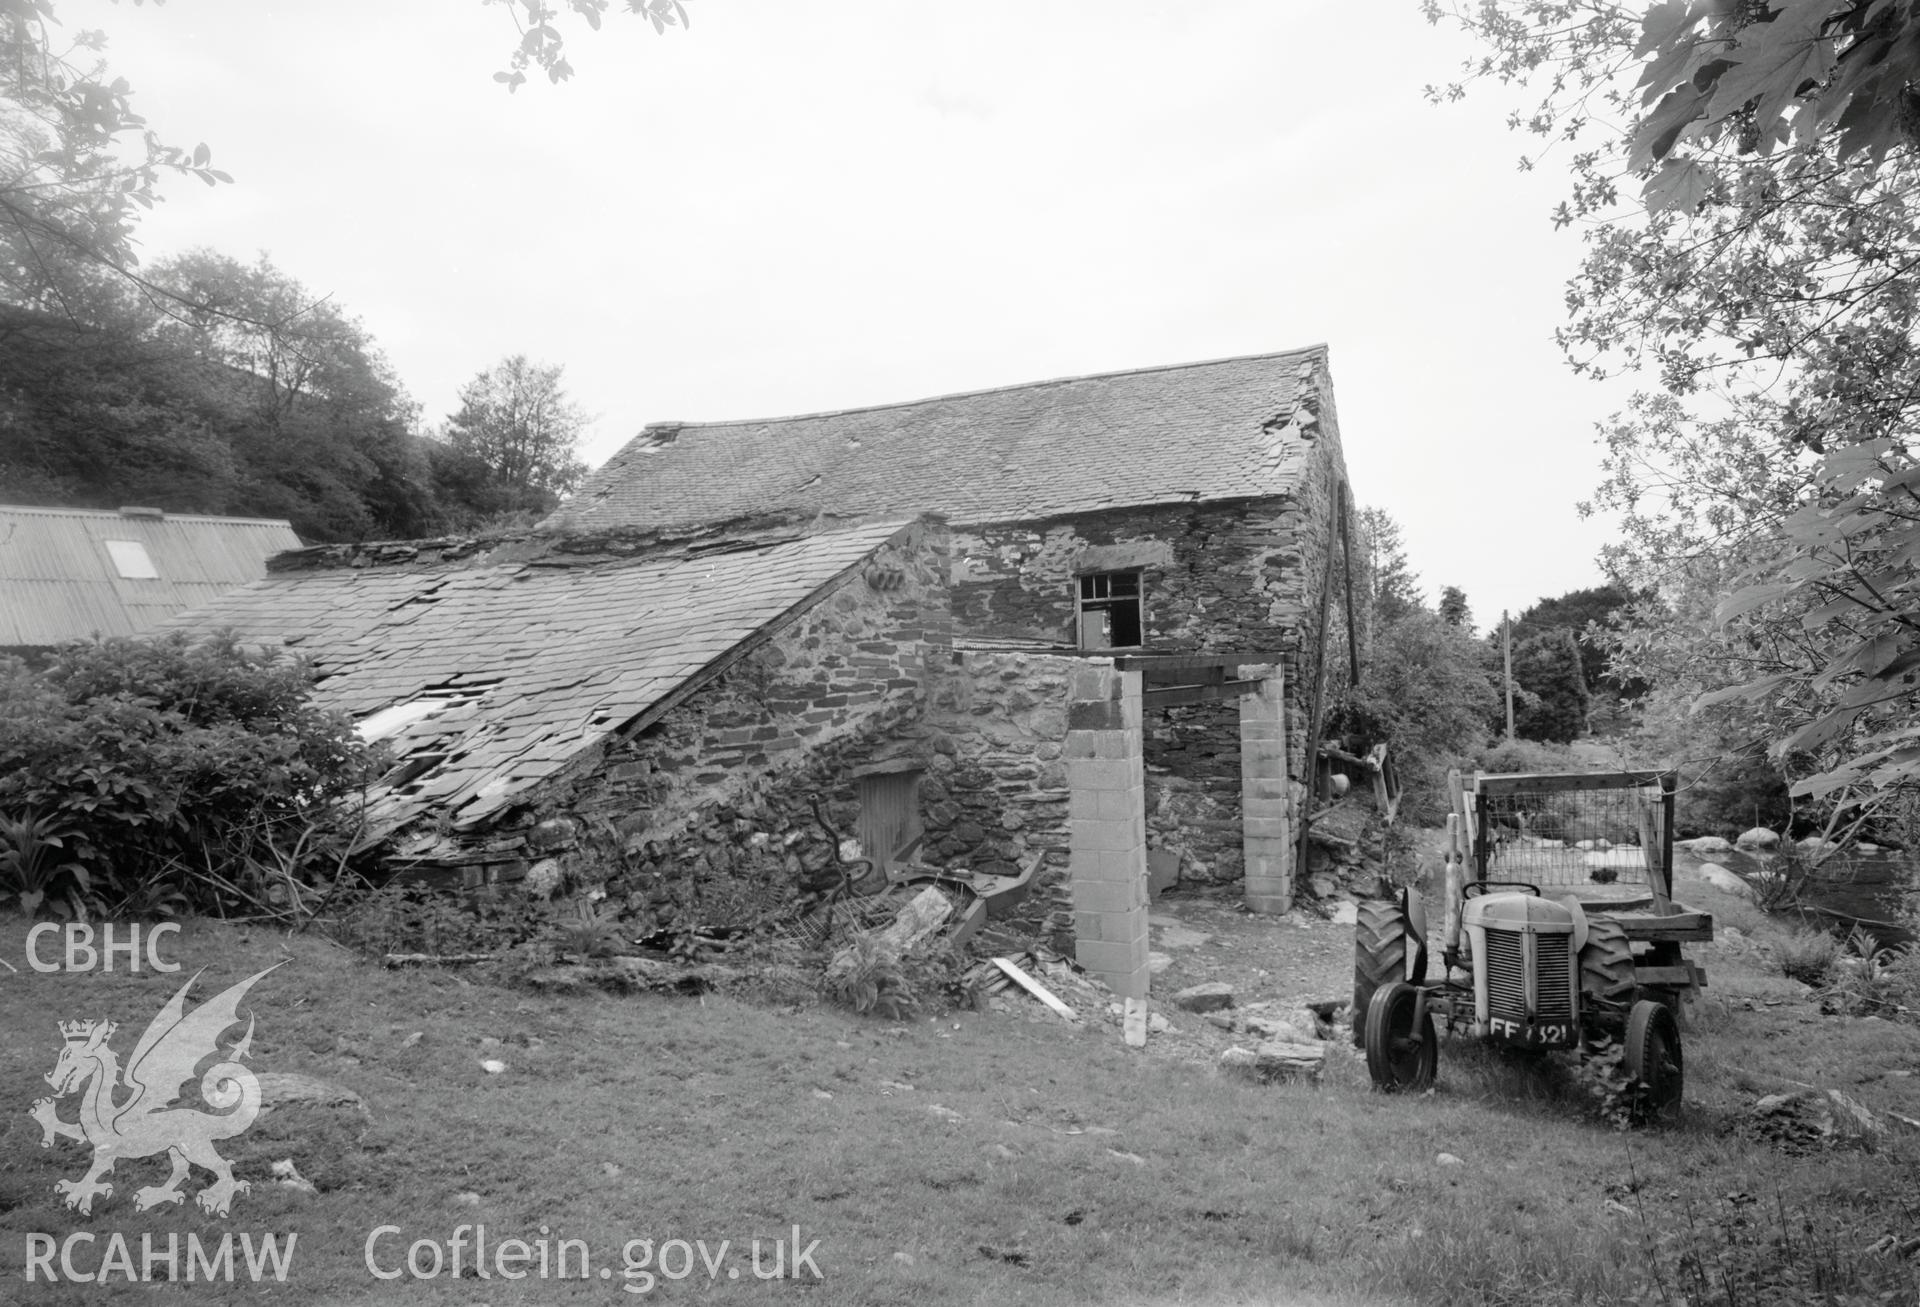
left=1364, top=981, right=1437, bottom=1093
left=1623, top=999, right=1683, bottom=1124
left=1353, top=893, right=1428, bottom=1045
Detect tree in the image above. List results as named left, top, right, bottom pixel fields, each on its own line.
left=1334, top=607, right=1500, bottom=820
left=1508, top=627, right=1592, bottom=744
left=0, top=249, right=447, bottom=542
left=1430, top=2, right=1920, bottom=813
left=1362, top=506, right=1424, bottom=623
left=145, top=250, right=440, bottom=541
left=438, top=354, right=589, bottom=521
left=1515, top=584, right=1643, bottom=695
left=1438, top=585, right=1473, bottom=631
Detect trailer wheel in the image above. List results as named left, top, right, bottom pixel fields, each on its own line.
left=1353, top=893, right=1428, bottom=1045
left=1623, top=999, right=1683, bottom=1124
left=1364, top=982, right=1437, bottom=1093
left=1579, top=919, right=1636, bottom=1002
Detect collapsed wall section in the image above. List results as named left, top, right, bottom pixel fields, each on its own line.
left=398, top=524, right=953, bottom=932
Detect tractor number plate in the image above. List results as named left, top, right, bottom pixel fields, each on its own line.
left=1487, top=1017, right=1575, bottom=1047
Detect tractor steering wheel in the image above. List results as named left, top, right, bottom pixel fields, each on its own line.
left=1462, top=880, right=1541, bottom=899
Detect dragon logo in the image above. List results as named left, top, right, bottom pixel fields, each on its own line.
left=29, top=965, right=279, bottom=1218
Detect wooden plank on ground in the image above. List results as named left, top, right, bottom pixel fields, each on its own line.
left=993, top=957, right=1079, bottom=1021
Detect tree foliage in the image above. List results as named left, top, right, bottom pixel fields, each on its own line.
left=1438, top=584, right=1474, bottom=630
left=487, top=0, right=691, bottom=91
left=0, top=633, right=373, bottom=916
left=1, top=0, right=232, bottom=315
left=1509, top=626, right=1593, bottom=743
left=1515, top=583, right=1643, bottom=693
left=0, top=255, right=456, bottom=541
left=1431, top=1, right=1920, bottom=814
left=1334, top=537, right=1497, bottom=817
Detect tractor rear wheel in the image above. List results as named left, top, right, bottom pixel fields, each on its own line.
left=1623, top=999, right=1683, bottom=1124
left=1353, top=892, right=1428, bottom=1045
left=1579, top=919, right=1636, bottom=1002
left=1364, top=981, right=1437, bottom=1092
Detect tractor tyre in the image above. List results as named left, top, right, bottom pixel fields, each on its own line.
left=1623, top=999, right=1684, bottom=1124
left=1364, top=981, right=1437, bottom=1093
left=1579, top=919, right=1636, bottom=1003
left=1354, top=898, right=1412, bottom=1046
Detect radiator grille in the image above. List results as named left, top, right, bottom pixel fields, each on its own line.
left=1485, top=929, right=1527, bottom=1023
left=1536, top=933, right=1574, bottom=1023
left=1483, top=928, right=1575, bottom=1024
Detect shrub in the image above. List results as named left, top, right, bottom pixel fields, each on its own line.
left=1473, top=737, right=1584, bottom=774
left=0, top=633, right=373, bottom=915
left=1772, top=924, right=1841, bottom=986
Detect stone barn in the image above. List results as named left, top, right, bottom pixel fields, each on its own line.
left=551, top=346, right=1366, bottom=994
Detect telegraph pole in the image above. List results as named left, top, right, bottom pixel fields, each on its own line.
left=1502, top=610, right=1515, bottom=741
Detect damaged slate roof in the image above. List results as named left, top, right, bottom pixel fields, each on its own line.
left=160, top=518, right=917, bottom=850
left=552, top=346, right=1332, bottom=533
left=0, top=505, right=302, bottom=647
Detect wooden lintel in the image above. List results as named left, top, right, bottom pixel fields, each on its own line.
left=1142, top=678, right=1263, bottom=709
left=1112, top=651, right=1282, bottom=675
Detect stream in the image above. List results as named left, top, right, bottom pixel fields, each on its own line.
left=1702, top=846, right=1916, bottom=951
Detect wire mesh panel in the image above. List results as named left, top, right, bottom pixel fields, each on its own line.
left=1470, top=771, right=1674, bottom=902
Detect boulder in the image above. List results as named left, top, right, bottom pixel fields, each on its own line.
left=1679, top=835, right=1734, bottom=856
left=1690, top=861, right=1755, bottom=900
left=1218, top=1042, right=1324, bottom=1083
left=1173, top=982, right=1235, bottom=1013
left=1736, top=827, right=1780, bottom=851
left=1745, top=1089, right=1882, bottom=1151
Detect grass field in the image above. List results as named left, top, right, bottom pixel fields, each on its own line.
left=2, top=873, right=1917, bottom=1305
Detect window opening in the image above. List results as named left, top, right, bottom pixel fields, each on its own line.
left=1077, top=571, right=1142, bottom=649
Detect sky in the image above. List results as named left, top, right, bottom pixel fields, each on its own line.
left=57, top=0, right=1641, bottom=627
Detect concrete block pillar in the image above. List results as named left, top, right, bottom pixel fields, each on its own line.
left=1239, top=663, right=1291, bottom=914
left=1064, top=660, right=1149, bottom=999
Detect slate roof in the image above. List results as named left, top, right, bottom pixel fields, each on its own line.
left=162, top=519, right=917, bottom=849
left=0, top=505, right=302, bottom=647
left=554, top=347, right=1331, bottom=533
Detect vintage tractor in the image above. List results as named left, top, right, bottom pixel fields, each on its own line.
left=1353, top=769, right=1710, bottom=1122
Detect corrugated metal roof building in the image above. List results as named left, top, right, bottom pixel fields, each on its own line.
left=0, top=505, right=302, bottom=648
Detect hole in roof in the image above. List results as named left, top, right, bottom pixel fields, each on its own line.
left=355, top=682, right=497, bottom=742
left=384, top=752, right=449, bottom=794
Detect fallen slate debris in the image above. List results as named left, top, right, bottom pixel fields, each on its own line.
left=1173, top=982, right=1235, bottom=1013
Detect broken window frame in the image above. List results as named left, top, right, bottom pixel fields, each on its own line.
left=1075, top=569, right=1144, bottom=650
